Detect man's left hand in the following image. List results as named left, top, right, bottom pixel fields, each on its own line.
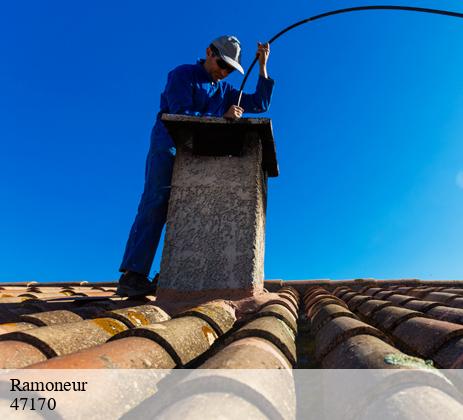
left=256, top=42, right=270, bottom=78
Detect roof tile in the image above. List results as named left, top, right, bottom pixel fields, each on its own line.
left=406, top=288, right=436, bottom=299
left=402, top=300, right=441, bottom=312
left=332, top=286, right=350, bottom=297
left=424, top=292, right=459, bottom=304
left=278, top=286, right=300, bottom=300
left=374, top=290, right=395, bottom=299
left=450, top=298, right=463, bottom=309
left=432, top=337, right=463, bottom=368
left=252, top=303, right=297, bottom=334
left=371, top=306, right=424, bottom=332
left=441, top=288, right=463, bottom=295
left=385, top=294, right=417, bottom=306
left=363, top=288, right=382, bottom=297
left=104, top=305, right=170, bottom=328
left=0, top=321, right=36, bottom=334
left=340, top=291, right=359, bottom=303
left=175, top=302, right=235, bottom=336
left=0, top=340, right=47, bottom=368
left=315, top=317, right=390, bottom=361
left=19, top=309, right=84, bottom=327
left=200, top=336, right=292, bottom=369
left=110, top=316, right=218, bottom=366
left=28, top=336, right=176, bottom=369
left=310, top=304, right=358, bottom=335
left=228, top=316, right=297, bottom=366
left=0, top=317, right=128, bottom=364
left=262, top=296, right=298, bottom=320
left=306, top=297, right=348, bottom=319
left=303, top=290, right=330, bottom=306
left=423, top=306, right=463, bottom=325
left=346, top=295, right=372, bottom=311
left=321, top=334, right=419, bottom=369
left=392, top=317, right=463, bottom=358
left=356, top=299, right=393, bottom=318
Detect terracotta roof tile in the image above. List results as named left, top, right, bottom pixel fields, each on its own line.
left=321, top=334, right=416, bottom=369
left=278, top=285, right=300, bottom=300
left=228, top=316, right=297, bottom=366
left=450, top=298, right=463, bottom=309
left=402, top=299, right=441, bottom=312
left=363, top=287, right=382, bottom=297
left=332, top=286, right=350, bottom=297
left=104, top=304, right=170, bottom=328
left=28, top=336, right=176, bottom=369
left=339, top=291, right=359, bottom=303
left=200, top=336, right=292, bottom=369
left=406, top=287, right=436, bottom=299
left=371, top=306, right=424, bottom=332
left=356, top=299, right=393, bottom=318
left=392, top=317, right=463, bottom=358
left=315, top=317, right=390, bottom=362
left=394, top=286, right=415, bottom=294
left=0, top=317, right=128, bottom=364
left=176, top=302, right=236, bottom=336
left=251, top=303, right=298, bottom=334
left=432, top=337, right=463, bottom=368
left=1, top=279, right=463, bottom=372
left=423, top=291, right=460, bottom=304
left=303, top=289, right=330, bottom=306
left=306, top=297, right=348, bottom=319
left=110, top=316, right=219, bottom=367
left=262, top=296, right=298, bottom=320
left=19, top=309, right=84, bottom=327
left=374, top=290, right=395, bottom=299
left=385, top=294, right=417, bottom=306
left=346, top=295, right=372, bottom=311
left=0, top=340, right=48, bottom=368
left=425, top=306, right=463, bottom=325
left=310, top=304, right=358, bottom=335
left=441, top=288, right=463, bottom=296
left=0, top=321, right=37, bottom=334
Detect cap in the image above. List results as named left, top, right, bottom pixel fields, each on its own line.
left=211, top=35, right=244, bottom=74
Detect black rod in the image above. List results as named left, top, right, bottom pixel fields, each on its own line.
left=237, top=5, right=463, bottom=106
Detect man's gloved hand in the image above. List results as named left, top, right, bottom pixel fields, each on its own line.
left=224, top=105, right=244, bottom=120
left=257, top=42, right=270, bottom=79
left=256, top=42, right=270, bottom=66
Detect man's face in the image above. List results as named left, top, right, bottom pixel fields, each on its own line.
left=204, top=47, right=235, bottom=82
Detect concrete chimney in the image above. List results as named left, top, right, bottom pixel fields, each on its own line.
left=157, top=114, right=278, bottom=302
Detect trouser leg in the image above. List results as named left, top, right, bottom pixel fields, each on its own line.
left=120, top=148, right=175, bottom=276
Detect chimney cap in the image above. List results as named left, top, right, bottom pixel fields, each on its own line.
left=161, top=114, right=279, bottom=177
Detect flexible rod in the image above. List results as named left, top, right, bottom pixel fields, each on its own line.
left=237, top=5, right=463, bottom=106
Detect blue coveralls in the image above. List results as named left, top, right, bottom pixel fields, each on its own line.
left=120, top=59, right=275, bottom=276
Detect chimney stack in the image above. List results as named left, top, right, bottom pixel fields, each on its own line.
left=157, top=115, right=278, bottom=302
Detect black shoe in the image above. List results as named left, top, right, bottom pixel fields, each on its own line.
left=116, top=271, right=157, bottom=297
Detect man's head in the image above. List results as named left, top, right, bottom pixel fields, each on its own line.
left=204, top=35, right=244, bottom=82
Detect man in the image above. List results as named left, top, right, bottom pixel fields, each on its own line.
left=117, top=35, right=274, bottom=297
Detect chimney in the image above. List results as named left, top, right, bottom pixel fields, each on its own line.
left=157, top=114, right=278, bottom=302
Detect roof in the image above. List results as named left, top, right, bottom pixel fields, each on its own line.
left=1, top=279, right=463, bottom=415
left=1, top=278, right=463, bottom=368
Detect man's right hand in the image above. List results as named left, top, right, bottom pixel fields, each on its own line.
left=224, top=105, right=244, bottom=120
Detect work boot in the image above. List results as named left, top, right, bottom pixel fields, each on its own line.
left=116, top=271, right=157, bottom=297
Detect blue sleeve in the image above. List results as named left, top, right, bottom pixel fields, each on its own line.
left=227, top=75, right=275, bottom=114
left=163, top=67, right=201, bottom=116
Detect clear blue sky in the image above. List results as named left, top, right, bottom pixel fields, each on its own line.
left=2, top=0, right=463, bottom=282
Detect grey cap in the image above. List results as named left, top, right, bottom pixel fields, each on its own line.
left=211, top=35, right=244, bottom=74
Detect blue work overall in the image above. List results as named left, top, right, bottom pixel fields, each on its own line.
left=120, top=60, right=275, bottom=276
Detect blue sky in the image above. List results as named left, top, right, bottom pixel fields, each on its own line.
left=2, top=0, right=463, bottom=282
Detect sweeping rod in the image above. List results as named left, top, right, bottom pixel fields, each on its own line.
left=237, top=5, right=463, bottom=107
